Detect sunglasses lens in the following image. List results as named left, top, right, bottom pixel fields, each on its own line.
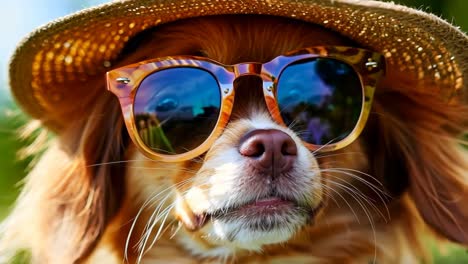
left=134, top=67, right=221, bottom=155
left=277, top=58, right=363, bottom=146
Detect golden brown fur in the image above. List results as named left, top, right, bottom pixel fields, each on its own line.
left=1, top=15, right=468, bottom=264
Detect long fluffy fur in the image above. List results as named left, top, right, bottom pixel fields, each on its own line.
left=1, top=15, right=467, bottom=263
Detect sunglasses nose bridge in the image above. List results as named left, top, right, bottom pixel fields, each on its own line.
left=231, top=63, right=275, bottom=95
left=233, top=63, right=263, bottom=78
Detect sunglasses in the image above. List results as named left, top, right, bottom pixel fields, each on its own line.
left=107, top=46, right=385, bottom=162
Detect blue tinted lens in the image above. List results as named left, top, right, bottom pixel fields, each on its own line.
left=134, top=67, right=221, bottom=154
left=277, top=58, right=363, bottom=146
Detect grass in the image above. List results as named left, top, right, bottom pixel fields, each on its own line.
left=431, top=241, right=468, bottom=263
left=0, top=102, right=30, bottom=219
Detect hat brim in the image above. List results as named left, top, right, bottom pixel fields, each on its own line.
left=9, top=0, right=468, bottom=132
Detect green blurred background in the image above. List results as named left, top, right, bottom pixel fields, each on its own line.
left=0, top=0, right=467, bottom=263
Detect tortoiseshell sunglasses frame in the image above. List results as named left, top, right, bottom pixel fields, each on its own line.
left=107, top=46, right=385, bottom=162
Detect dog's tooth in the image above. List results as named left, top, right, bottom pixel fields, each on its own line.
left=195, top=213, right=208, bottom=229
left=174, top=195, right=199, bottom=231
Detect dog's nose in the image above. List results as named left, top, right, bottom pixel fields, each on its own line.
left=239, top=129, right=297, bottom=173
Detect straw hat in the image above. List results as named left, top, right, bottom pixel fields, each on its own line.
left=9, top=0, right=468, bottom=132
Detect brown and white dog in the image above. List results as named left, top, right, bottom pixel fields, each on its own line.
left=1, top=15, right=468, bottom=264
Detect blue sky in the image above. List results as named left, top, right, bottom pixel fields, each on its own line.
left=0, top=0, right=107, bottom=99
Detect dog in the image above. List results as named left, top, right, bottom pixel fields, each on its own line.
left=1, top=15, right=468, bottom=264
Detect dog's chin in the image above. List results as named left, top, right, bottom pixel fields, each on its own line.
left=177, top=201, right=320, bottom=257
left=177, top=195, right=321, bottom=255
left=203, top=199, right=315, bottom=250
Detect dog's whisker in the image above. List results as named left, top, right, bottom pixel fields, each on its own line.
left=321, top=175, right=386, bottom=261
left=141, top=203, right=175, bottom=259
left=87, top=159, right=144, bottom=167
left=310, top=184, right=338, bottom=211
left=314, top=151, right=366, bottom=159
left=169, top=221, right=183, bottom=239
left=322, top=177, right=379, bottom=261
left=321, top=168, right=391, bottom=221
left=125, top=177, right=196, bottom=261
left=322, top=175, right=388, bottom=222
left=126, top=192, right=171, bottom=260
left=321, top=169, right=387, bottom=200
left=137, top=194, right=176, bottom=260
left=190, top=157, right=206, bottom=164
left=143, top=193, right=174, bottom=238
left=312, top=160, right=345, bottom=169
left=311, top=138, right=341, bottom=154
left=323, top=168, right=386, bottom=187
left=319, top=182, right=361, bottom=223
left=137, top=206, right=172, bottom=263
left=153, top=218, right=178, bottom=244
left=287, top=118, right=301, bottom=131
left=124, top=166, right=200, bottom=174
left=322, top=177, right=376, bottom=215
left=324, top=173, right=382, bottom=206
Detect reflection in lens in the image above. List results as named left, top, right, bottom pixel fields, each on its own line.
left=134, top=67, right=221, bottom=154
left=277, top=58, right=362, bottom=146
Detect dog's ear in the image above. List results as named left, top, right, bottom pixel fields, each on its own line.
left=408, top=135, right=468, bottom=245
left=24, top=92, right=127, bottom=262
left=372, top=89, right=468, bottom=245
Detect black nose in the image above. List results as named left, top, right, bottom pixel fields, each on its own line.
left=238, top=129, right=297, bottom=174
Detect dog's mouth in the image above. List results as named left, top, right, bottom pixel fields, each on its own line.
left=192, top=196, right=322, bottom=231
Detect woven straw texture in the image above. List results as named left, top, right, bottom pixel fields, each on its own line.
left=9, top=0, right=468, bottom=132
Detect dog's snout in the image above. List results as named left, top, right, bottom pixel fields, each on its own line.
left=239, top=129, right=297, bottom=173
